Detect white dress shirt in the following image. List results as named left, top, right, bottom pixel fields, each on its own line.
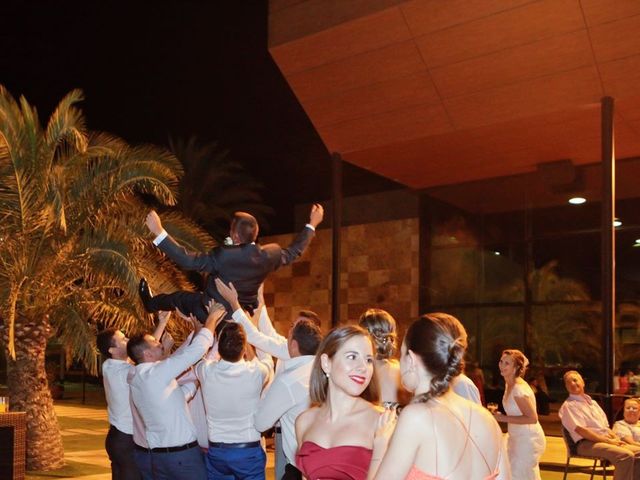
left=195, top=353, right=272, bottom=443
left=128, top=329, right=213, bottom=448
left=232, top=307, right=290, bottom=361
left=254, top=354, right=314, bottom=464
left=451, top=373, right=482, bottom=405
left=102, top=358, right=134, bottom=434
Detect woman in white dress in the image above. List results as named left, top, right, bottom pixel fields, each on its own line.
left=613, top=398, right=640, bottom=446
left=493, top=349, right=545, bottom=480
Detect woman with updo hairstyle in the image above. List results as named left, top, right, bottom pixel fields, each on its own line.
left=359, top=308, right=402, bottom=407
left=368, top=313, right=506, bottom=480
left=494, top=349, right=545, bottom=479
left=295, top=326, right=382, bottom=480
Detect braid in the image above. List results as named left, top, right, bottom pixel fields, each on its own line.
left=411, top=331, right=466, bottom=405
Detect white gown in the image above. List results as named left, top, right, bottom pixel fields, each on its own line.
left=502, top=380, right=546, bottom=480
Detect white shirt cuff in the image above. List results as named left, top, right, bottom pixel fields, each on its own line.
left=305, top=224, right=315, bottom=231
left=153, top=230, right=168, bottom=246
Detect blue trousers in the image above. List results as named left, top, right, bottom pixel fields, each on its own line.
left=206, top=445, right=266, bottom=480
left=134, top=446, right=206, bottom=480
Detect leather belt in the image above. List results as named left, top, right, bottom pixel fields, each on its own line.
left=209, top=441, right=260, bottom=449
left=135, top=440, right=198, bottom=453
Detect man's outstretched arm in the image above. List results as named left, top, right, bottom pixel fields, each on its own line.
left=280, top=203, right=323, bottom=266
left=146, top=210, right=216, bottom=273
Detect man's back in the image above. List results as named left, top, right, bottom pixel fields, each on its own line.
left=196, top=357, right=270, bottom=442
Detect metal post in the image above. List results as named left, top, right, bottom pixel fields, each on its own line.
left=331, top=153, right=343, bottom=328
left=601, top=96, right=615, bottom=420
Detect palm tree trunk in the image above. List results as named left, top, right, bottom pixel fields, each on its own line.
left=1, top=316, right=65, bottom=470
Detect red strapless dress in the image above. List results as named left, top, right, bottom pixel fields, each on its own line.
left=295, top=441, right=372, bottom=480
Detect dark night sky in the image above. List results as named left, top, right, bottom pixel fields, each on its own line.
left=2, top=1, right=400, bottom=233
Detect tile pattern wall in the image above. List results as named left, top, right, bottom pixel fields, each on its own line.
left=261, top=218, right=419, bottom=334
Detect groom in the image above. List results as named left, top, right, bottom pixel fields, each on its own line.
left=140, top=204, right=323, bottom=321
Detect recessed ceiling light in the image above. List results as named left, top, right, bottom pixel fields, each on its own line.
left=614, top=218, right=622, bottom=227
left=635, top=239, right=640, bottom=244
left=494, top=251, right=501, bottom=256
left=569, top=197, right=586, bottom=205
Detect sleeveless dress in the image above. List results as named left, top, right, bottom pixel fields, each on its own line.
left=296, top=441, right=372, bottom=480
left=502, top=381, right=546, bottom=480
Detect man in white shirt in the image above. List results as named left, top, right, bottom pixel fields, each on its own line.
left=216, top=279, right=323, bottom=480
left=96, top=311, right=171, bottom=480
left=559, top=370, right=640, bottom=480
left=452, top=373, right=482, bottom=405
left=127, top=304, right=223, bottom=480
left=195, top=321, right=273, bottom=480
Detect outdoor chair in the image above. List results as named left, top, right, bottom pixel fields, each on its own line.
left=562, top=426, right=610, bottom=479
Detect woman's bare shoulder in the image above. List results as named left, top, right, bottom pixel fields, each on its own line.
left=296, top=406, right=320, bottom=432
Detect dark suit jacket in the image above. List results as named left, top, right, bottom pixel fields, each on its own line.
left=158, top=226, right=315, bottom=312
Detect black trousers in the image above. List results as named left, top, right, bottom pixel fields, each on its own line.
left=147, top=291, right=209, bottom=322
left=105, top=425, right=141, bottom=480
left=282, top=463, right=302, bottom=480
left=147, top=290, right=254, bottom=322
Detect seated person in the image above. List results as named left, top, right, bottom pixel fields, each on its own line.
left=614, top=398, right=640, bottom=447
left=559, top=370, right=640, bottom=480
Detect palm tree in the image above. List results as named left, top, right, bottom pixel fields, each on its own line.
left=169, top=136, right=274, bottom=243
left=0, top=86, right=213, bottom=470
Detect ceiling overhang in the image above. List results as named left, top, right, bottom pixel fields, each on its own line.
left=268, top=0, right=640, bottom=190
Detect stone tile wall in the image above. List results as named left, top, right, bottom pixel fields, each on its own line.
left=261, top=218, right=419, bottom=334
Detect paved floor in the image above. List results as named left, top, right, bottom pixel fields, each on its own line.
left=24, top=400, right=605, bottom=480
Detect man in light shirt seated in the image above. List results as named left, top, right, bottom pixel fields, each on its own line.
left=127, top=304, right=224, bottom=480
left=216, top=278, right=323, bottom=480
left=96, top=311, right=171, bottom=480
left=195, top=320, right=273, bottom=480
left=559, top=370, right=640, bottom=480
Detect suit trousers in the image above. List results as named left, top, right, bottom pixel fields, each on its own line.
left=134, top=446, right=206, bottom=480
left=147, top=291, right=209, bottom=322
left=206, top=445, right=266, bottom=480
left=577, top=440, right=640, bottom=480
left=281, top=464, right=302, bottom=480
left=105, top=425, right=141, bottom=480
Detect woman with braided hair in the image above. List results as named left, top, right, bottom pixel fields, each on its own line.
left=359, top=309, right=403, bottom=407
left=368, top=313, right=509, bottom=480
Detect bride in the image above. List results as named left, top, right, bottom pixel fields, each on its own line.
left=494, top=349, right=545, bottom=480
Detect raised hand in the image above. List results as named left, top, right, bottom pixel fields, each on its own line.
left=204, top=302, right=226, bottom=333
left=309, top=203, right=324, bottom=228
left=145, top=210, right=163, bottom=236
left=215, top=278, right=241, bottom=311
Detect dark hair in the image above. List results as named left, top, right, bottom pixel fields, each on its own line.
left=309, top=326, right=379, bottom=405
left=358, top=309, right=397, bottom=360
left=501, top=349, right=529, bottom=377
left=97, top=329, right=117, bottom=358
left=126, top=334, right=150, bottom=365
left=405, top=313, right=467, bottom=404
left=218, top=321, right=246, bottom=362
left=298, top=310, right=322, bottom=328
left=230, top=212, right=258, bottom=244
left=291, top=318, right=322, bottom=355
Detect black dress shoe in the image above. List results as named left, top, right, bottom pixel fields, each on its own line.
left=139, top=278, right=155, bottom=313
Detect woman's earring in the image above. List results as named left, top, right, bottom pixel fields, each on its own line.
left=325, top=371, right=330, bottom=379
